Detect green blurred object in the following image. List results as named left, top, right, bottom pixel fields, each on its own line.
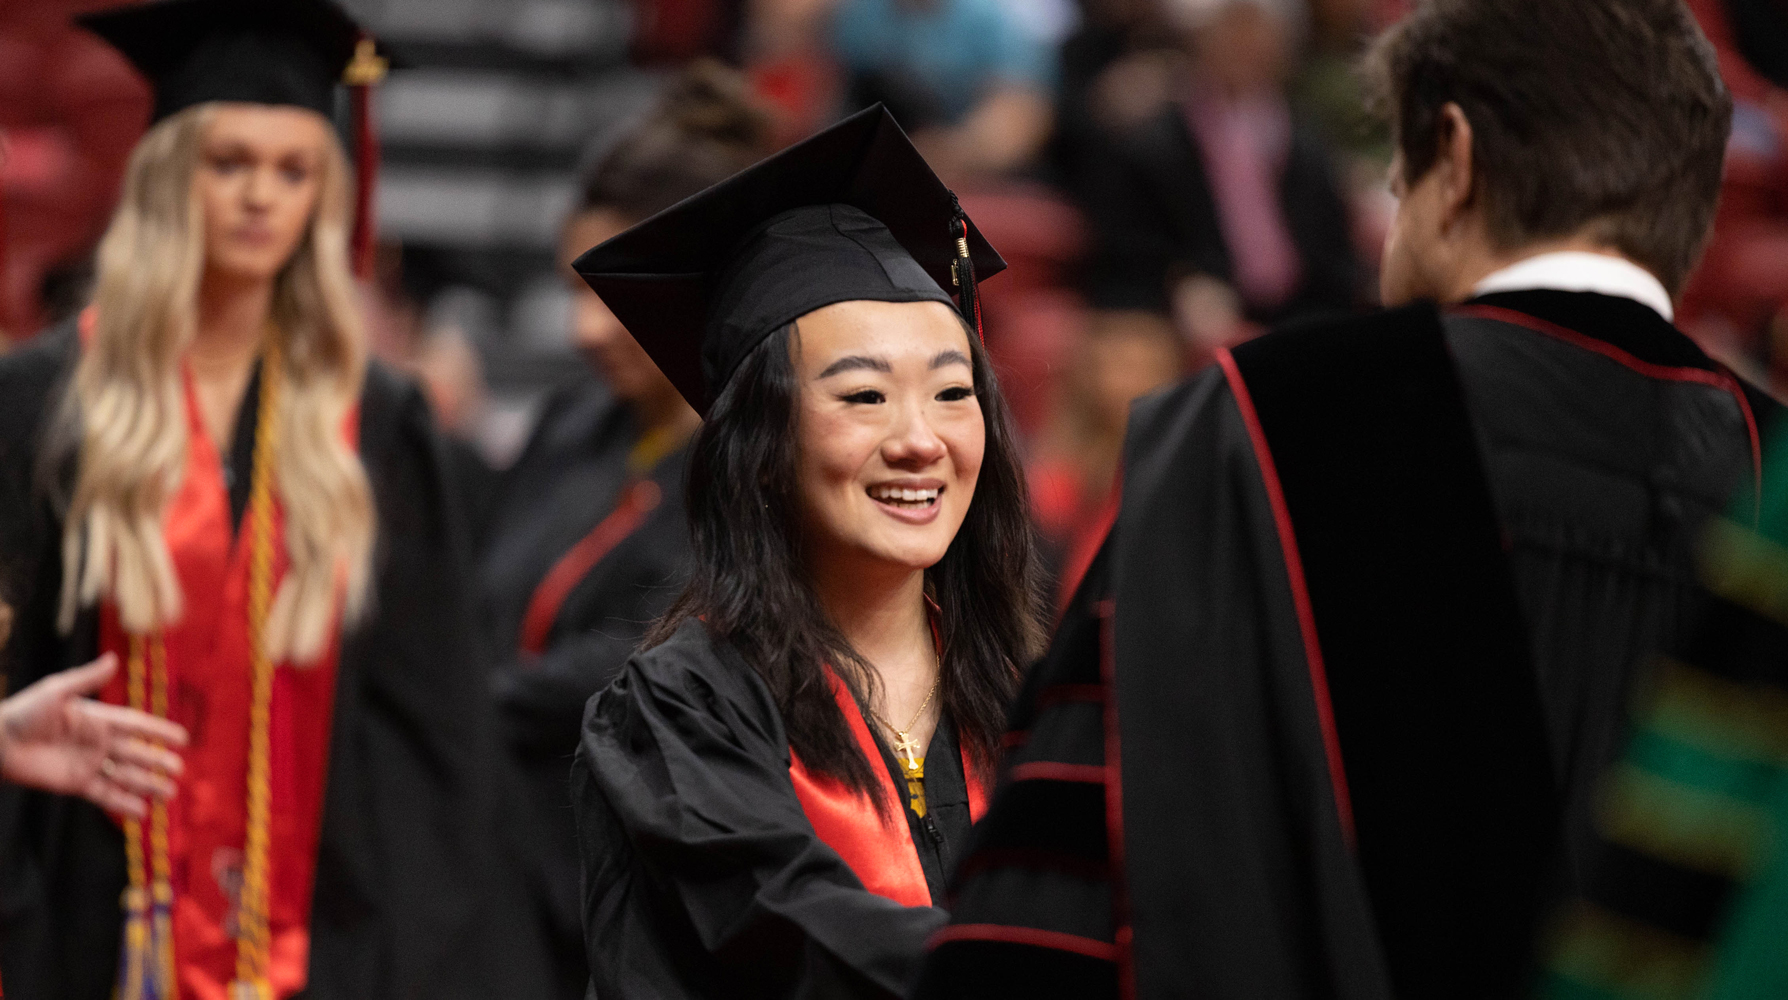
left=1540, top=418, right=1788, bottom=1000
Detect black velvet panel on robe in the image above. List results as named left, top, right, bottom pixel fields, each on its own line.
left=477, top=376, right=694, bottom=1000
left=0, top=321, right=507, bottom=999
left=1227, top=306, right=1555, bottom=997
left=915, top=289, right=1776, bottom=1000
left=572, top=618, right=958, bottom=1000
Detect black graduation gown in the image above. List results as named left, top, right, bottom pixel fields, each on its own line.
left=572, top=618, right=974, bottom=1000
left=915, top=290, right=1780, bottom=1000
left=0, top=321, right=503, bottom=1000
left=1078, top=102, right=1360, bottom=320
left=477, top=378, right=694, bottom=1000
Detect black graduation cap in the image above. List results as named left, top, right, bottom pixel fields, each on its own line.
left=78, top=0, right=393, bottom=278
left=78, top=0, right=388, bottom=123
left=572, top=104, right=1006, bottom=416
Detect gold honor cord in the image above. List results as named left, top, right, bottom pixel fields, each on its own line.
left=121, top=635, right=178, bottom=999
left=231, top=338, right=281, bottom=1000
left=117, top=339, right=283, bottom=1000
left=150, top=637, right=176, bottom=993
left=120, top=634, right=159, bottom=999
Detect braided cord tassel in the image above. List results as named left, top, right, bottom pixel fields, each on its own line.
left=119, top=635, right=178, bottom=999
left=118, top=636, right=152, bottom=1000
left=149, top=638, right=178, bottom=999
left=230, top=339, right=281, bottom=1000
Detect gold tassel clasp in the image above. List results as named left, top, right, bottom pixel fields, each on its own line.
left=342, top=36, right=387, bottom=87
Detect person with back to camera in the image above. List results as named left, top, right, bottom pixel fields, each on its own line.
left=567, top=105, right=1046, bottom=998
left=0, top=2, right=499, bottom=997
left=915, top=1, right=1786, bottom=998
left=478, top=61, right=771, bottom=1000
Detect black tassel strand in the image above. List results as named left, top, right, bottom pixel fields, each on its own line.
left=949, top=193, right=982, bottom=341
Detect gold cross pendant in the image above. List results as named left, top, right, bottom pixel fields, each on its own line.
left=892, top=732, right=922, bottom=770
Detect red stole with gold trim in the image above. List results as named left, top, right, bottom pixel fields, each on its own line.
left=88, top=311, right=352, bottom=1000
left=788, top=667, right=989, bottom=908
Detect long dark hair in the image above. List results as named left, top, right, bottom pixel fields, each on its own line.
left=648, top=319, right=1045, bottom=805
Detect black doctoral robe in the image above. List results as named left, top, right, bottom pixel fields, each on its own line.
left=572, top=617, right=974, bottom=1000
left=915, top=289, right=1780, bottom=1000
left=0, top=321, right=503, bottom=999
left=476, top=376, right=695, bottom=1000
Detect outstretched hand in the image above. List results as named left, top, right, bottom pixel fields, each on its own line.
left=0, top=654, right=188, bottom=817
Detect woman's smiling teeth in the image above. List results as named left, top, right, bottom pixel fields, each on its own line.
left=869, top=485, right=941, bottom=508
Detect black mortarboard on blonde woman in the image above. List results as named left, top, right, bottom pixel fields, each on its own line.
left=79, top=0, right=395, bottom=279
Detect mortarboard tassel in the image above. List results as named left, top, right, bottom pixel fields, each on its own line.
left=948, top=194, right=982, bottom=342
left=344, top=35, right=387, bottom=283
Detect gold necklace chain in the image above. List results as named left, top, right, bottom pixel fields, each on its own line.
left=869, top=677, right=940, bottom=773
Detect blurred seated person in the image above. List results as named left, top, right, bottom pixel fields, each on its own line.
left=1027, top=310, right=1184, bottom=603
left=477, top=61, right=770, bottom=1000
left=1080, top=0, right=1360, bottom=329
left=833, top=0, right=1056, bottom=180
left=1047, top=0, right=1176, bottom=209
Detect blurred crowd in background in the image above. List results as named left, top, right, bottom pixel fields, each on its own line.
left=3, top=0, right=1787, bottom=592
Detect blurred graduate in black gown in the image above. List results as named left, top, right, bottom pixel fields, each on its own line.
left=918, top=1, right=1785, bottom=998
left=0, top=2, right=499, bottom=997
left=567, top=106, right=1046, bottom=999
left=477, top=62, right=769, bottom=1000
left=1079, top=0, right=1360, bottom=325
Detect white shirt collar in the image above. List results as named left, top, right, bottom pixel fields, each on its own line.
left=1470, top=251, right=1675, bottom=322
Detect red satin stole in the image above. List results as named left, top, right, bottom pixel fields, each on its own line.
left=788, top=667, right=989, bottom=908
left=94, top=349, right=349, bottom=1000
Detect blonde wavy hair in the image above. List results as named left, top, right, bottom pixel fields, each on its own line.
left=58, top=103, right=374, bottom=665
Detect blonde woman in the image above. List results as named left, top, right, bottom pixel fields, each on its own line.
left=0, top=2, right=497, bottom=998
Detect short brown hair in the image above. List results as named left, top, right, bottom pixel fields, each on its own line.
left=1365, top=0, right=1732, bottom=294
left=578, top=59, right=770, bottom=221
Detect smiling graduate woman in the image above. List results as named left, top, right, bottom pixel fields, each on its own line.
left=569, top=107, right=1046, bottom=999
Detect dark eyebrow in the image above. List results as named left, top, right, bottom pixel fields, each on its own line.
left=930, top=350, right=971, bottom=370
left=816, top=355, right=892, bottom=379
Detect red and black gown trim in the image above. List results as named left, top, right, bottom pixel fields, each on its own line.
left=916, top=291, right=1777, bottom=1000
left=914, top=550, right=1126, bottom=1000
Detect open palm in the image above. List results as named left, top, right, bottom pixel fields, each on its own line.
left=0, top=654, right=187, bottom=816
